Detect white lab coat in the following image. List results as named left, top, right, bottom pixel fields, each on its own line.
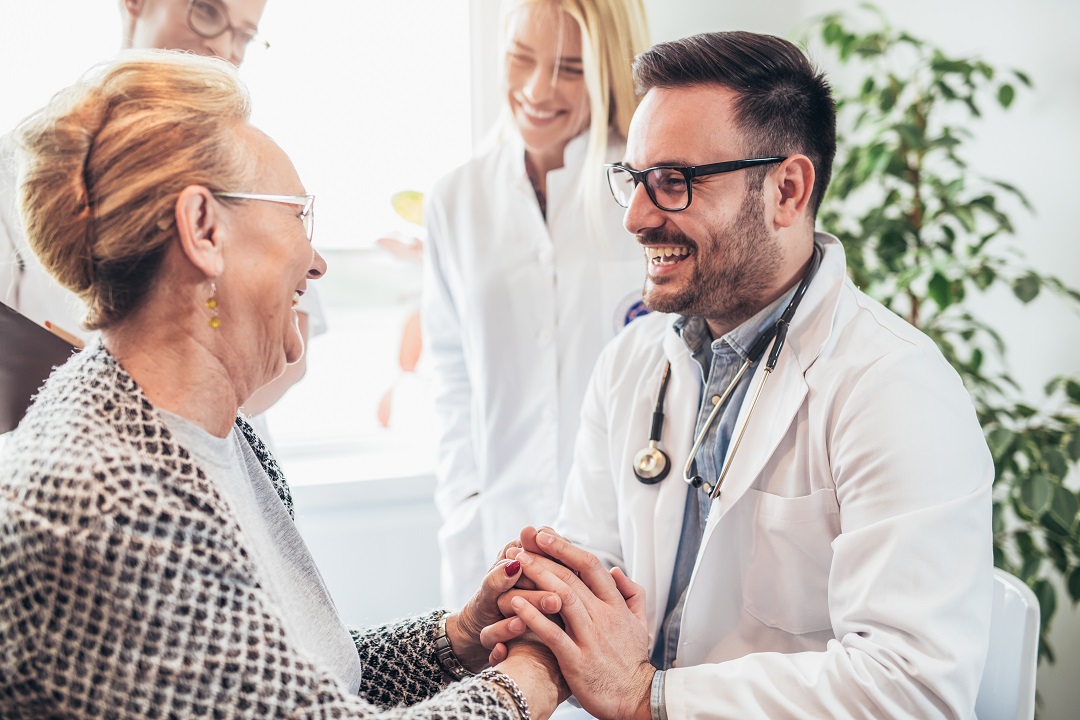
left=423, top=131, right=646, bottom=607
left=557, top=234, right=994, bottom=719
left=0, top=134, right=85, bottom=331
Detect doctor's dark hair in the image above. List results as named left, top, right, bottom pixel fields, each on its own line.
left=633, top=31, right=836, bottom=217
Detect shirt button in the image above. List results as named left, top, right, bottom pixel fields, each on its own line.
left=711, top=395, right=721, bottom=405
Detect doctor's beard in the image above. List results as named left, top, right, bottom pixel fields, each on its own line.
left=639, top=187, right=783, bottom=330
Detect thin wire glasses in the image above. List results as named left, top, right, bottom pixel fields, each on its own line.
left=187, top=0, right=269, bottom=55
left=605, top=157, right=787, bottom=212
left=213, top=192, right=316, bottom=242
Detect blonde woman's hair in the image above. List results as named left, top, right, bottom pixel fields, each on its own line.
left=498, top=0, right=650, bottom=224
left=15, top=49, right=253, bottom=330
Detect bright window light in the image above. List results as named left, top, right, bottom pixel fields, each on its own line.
left=2, top=1, right=476, bottom=484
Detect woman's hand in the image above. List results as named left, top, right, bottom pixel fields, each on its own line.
left=446, top=540, right=563, bottom=672
left=493, top=636, right=568, bottom=720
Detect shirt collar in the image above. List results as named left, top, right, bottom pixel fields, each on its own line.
left=673, top=285, right=799, bottom=361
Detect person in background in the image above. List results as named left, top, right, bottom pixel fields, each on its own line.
left=0, top=50, right=566, bottom=719
left=422, top=0, right=651, bottom=609
left=486, top=31, right=993, bottom=719
left=0, top=0, right=326, bottom=435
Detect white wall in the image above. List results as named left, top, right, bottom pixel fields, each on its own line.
left=293, top=474, right=442, bottom=627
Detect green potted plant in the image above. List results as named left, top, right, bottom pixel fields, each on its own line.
left=805, top=4, right=1080, bottom=664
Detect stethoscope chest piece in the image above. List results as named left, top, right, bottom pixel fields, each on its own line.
left=633, top=441, right=670, bottom=484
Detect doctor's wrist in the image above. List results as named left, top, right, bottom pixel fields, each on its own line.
left=630, top=663, right=658, bottom=720
left=650, top=669, right=667, bottom=720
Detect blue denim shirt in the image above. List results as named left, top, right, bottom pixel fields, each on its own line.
left=648, top=288, right=796, bottom=720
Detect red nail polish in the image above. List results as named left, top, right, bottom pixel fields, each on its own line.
left=505, top=560, right=521, bottom=576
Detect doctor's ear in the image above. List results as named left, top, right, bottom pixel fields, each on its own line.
left=175, top=185, right=226, bottom=279
left=770, top=155, right=815, bottom=229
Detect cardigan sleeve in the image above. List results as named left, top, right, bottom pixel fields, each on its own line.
left=0, top=472, right=525, bottom=720
left=350, top=611, right=447, bottom=708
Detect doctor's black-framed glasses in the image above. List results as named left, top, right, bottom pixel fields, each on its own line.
left=604, top=157, right=787, bottom=212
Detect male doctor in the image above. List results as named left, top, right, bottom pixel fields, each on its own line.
left=496, top=30, right=994, bottom=719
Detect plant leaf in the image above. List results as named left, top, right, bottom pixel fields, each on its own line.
left=997, top=83, right=1016, bottom=108
left=1033, top=579, right=1057, bottom=629
left=1068, top=566, right=1080, bottom=603
left=987, top=426, right=1015, bottom=460
left=1020, top=555, right=1042, bottom=582
left=1066, top=380, right=1080, bottom=404
left=1019, top=473, right=1054, bottom=516
left=1048, top=485, right=1080, bottom=531
left=1068, top=431, right=1080, bottom=462
left=1044, top=447, right=1070, bottom=480
left=1012, top=274, right=1040, bottom=303
left=929, top=272, right=953, bottom=310
left=992, top=501, right=1005, bottom=535
left=973, top=265, right=996, bottom=290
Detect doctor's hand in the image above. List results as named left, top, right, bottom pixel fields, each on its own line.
left=448, top=556, right=561, bottom=673
left=499, top=532, right=656, bottom=720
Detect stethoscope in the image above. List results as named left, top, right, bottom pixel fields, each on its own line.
left=632, top=244, right=823, bottom=500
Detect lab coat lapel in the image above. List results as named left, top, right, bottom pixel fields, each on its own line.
left=712, top=348, right=808, bottom=519
left=704, top=234, right=847, bottom=525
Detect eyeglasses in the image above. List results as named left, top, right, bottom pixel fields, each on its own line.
left=187, top=0, right=269, bottom=55
left=213, top=192, right=316, bottom=242
left=604, top=157, right=787, bottom=212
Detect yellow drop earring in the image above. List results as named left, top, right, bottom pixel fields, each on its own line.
left=206, top=281, right=221, bottom=329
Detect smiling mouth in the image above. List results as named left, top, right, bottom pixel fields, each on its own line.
left=643, top=245, right=691, bottom=266
left=517, top=99, right=562, bottom=121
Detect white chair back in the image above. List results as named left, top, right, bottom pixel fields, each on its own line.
left=975, top=568, right=1040, bottom=720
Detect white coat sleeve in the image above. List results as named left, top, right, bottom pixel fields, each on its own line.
left=420, top=194, right=482, bottom=522
left=664, top=349, right=994, bottom=719
left=555, top=347, right=626, bottom=570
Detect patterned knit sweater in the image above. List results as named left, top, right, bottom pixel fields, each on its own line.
left=0, top=343, right=523, bottom=720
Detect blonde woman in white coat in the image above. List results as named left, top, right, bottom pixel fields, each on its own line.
left=422, top=0, right=651, bottom=607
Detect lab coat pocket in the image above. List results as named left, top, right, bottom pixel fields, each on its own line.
left=741, top=488, right=840, bottom=634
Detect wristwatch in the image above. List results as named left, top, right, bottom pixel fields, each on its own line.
left=435, top=612, right=473, bottom=681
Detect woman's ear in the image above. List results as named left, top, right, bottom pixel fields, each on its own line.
left=771, top=154, right=816, bottom=229
left=175, top=185, right=226, bottom=279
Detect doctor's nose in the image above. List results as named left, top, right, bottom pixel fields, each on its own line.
left=623, top=180, right=666, bottom=236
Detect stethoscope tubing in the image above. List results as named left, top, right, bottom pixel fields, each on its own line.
left=635, top=244, right=823, bottom=497
left=681, top=357, right=753, bottom=488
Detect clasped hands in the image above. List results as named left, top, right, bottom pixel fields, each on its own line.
left=475, top=526, right=656, bottom=720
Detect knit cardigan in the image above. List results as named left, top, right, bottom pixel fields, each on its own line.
left=0, top=342, right=523, bottom=720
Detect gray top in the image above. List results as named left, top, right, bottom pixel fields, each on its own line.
left=161, top=409, right=363, bottom=695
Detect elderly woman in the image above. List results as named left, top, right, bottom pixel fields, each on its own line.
left=0, top=51, right=562, bottom=719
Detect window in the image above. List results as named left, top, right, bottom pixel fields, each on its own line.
left=244, top=2, right=477, bottom=484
